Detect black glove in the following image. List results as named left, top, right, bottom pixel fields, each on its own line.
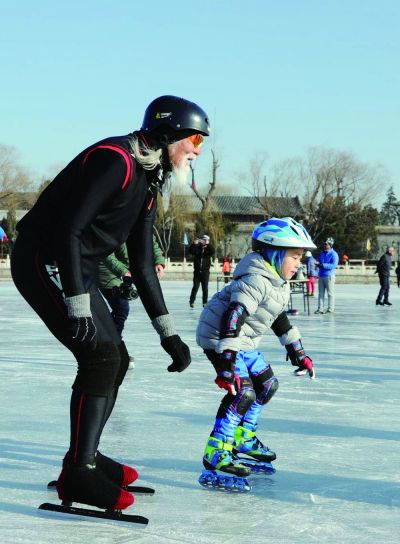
left=161, top=335, right=191, bottom=372
left=214, top=350, right=239, bottom=395
left=285, top=340, right=315, bottom=379
left=119, top=276, right=138, bottom=301
left=68, top=317, right=97, bottom=351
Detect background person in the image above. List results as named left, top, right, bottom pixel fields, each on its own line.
left=222, top=255, right=232, bottom=284
left=314, top=237, right=339, bottom=314
left=189, top=234, right=215, bottom=308
left=375, top=246, right=395, bottom=305
left=98, top=238, right=165, bottom=366
left=395, top=261, right=400, bottom=288
left=304, top=250, right=318, bottom=296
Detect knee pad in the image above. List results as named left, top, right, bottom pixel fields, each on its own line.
left=72, top=342, right=120, bottom=396
left=233, top=386, right=257, bottom=415
left=216, top=378, right=256, bottom=419
left=115, top=341, right=130, bottom=387
left=253, top=368, right=279, bottom=406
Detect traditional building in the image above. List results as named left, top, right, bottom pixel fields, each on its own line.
left=374, top=225, right=400, bottom=259
left=171, top=195, right=304, bottom=258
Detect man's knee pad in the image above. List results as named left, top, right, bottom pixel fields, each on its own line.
left=115, top=341, right=130, bottom=387
left=253, top=367, right=279, bottom=405
left=72, top=342, right=120, bottom=396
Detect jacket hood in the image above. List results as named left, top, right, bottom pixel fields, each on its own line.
left=233, top=252, right=286, bottom=288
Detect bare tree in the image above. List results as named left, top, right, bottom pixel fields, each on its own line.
left=190, top=149, right=219, bottom=215
left=0, top=143, right=33, bottom=206
left=241, top=146, right=387, bottom=237
left=299, top=147, right=387, bottom=237
left=239, top=151, right=302, bottom=217
left=154, top=186, right=190, bottom=259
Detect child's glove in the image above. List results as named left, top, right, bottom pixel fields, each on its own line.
left=161, top=335, right=191, bottom=372
left=214, top=350, right=240, bottom=395
left=285, top=340, right=316, bottom=380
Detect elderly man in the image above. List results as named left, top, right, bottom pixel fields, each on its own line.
left=375, top=246, right=395, bottom=306
left=11, top=95, right=209, bottom=513
left=314, top=237, right=339, bottom=314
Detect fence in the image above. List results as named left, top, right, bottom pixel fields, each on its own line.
left=164, top=258, right=387, bottom=275
left=1, top=256, right=398, bottom=283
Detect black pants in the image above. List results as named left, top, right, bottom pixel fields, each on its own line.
left=11, top=233, right=130, bottom=467
left=100, top=287, right=130, bottom=338
left=190, top=270, right=210, bottom=305
left=11, top=233, right=121, bottom=379
left=377, top=274, right=390, bottom=303
left=11, top=234, right=120, bottom=348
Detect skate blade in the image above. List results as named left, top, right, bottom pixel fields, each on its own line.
left=38, top=502, right=148, bottom=526
left=198, top=470, right=250, bottom=493
left=235, top=457, right=276, bottom=474
left=294, top=369, right=316, bottom=380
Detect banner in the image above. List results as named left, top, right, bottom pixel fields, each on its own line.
left=183, top=232, right=189, bottom=246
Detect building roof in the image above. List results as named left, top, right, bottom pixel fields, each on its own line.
left=172, top=195, right=304, bottom=217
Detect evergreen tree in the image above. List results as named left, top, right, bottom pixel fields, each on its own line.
left=314, top=197, right=379, bottom=258
left=379, top=186, right=399, bottom=225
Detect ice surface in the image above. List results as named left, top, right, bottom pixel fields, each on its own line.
left=0, top=280, right=399, bottom=543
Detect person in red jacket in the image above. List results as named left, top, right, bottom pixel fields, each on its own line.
left=222, top=255, right=232, bottom=284
left=11, top=96, right=209, bottom=513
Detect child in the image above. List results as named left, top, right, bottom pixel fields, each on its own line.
left=196, top=217, right=316, bottom=481
left=395, top=262, right=400, bottom=288
left=305, top=250, right=318, bottom=296
left=221, top=256, right=232, bottom=283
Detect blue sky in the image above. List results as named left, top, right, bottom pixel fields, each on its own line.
left=1, top=0, right=399, bottom=204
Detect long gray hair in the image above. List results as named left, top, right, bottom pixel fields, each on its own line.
left=128, top=133, right=162, bottom=170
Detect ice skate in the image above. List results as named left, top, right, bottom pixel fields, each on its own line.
left=95, top=451, right=138, bottom=487
left=294, top=368, right=307, bottom=376
left=203, top=434, right=250, bottom=476
left=60, top=450, right=138, bottom=488
left=200, top=433, right=251, bottom=492
left=233, top=425, right=276, bottom=463
left=56, top=462, right=134, bottom=510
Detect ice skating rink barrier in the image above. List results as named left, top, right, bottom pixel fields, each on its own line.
left=0, top=256, right=396, bottom=283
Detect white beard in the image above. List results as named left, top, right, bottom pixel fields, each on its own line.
left=171, top=156, right=193, bottom=186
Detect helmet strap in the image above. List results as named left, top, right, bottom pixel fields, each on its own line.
left=262, top=247, right=287, bottom=278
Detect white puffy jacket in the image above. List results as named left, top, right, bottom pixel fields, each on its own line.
left=196, top=252, right=301, bottom=353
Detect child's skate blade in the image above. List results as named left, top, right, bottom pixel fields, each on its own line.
left=198, top=470, right=250, bottom=493
left=234, top=457, right=276, bottom=474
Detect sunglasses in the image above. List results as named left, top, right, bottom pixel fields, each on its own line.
left=188, top=134, right=205, bottom=148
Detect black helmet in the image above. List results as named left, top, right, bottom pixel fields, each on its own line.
left=141, top=95, right=210, bottom=143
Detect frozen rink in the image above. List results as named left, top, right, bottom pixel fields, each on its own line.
left=0, top=279, right=399, bottom=544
